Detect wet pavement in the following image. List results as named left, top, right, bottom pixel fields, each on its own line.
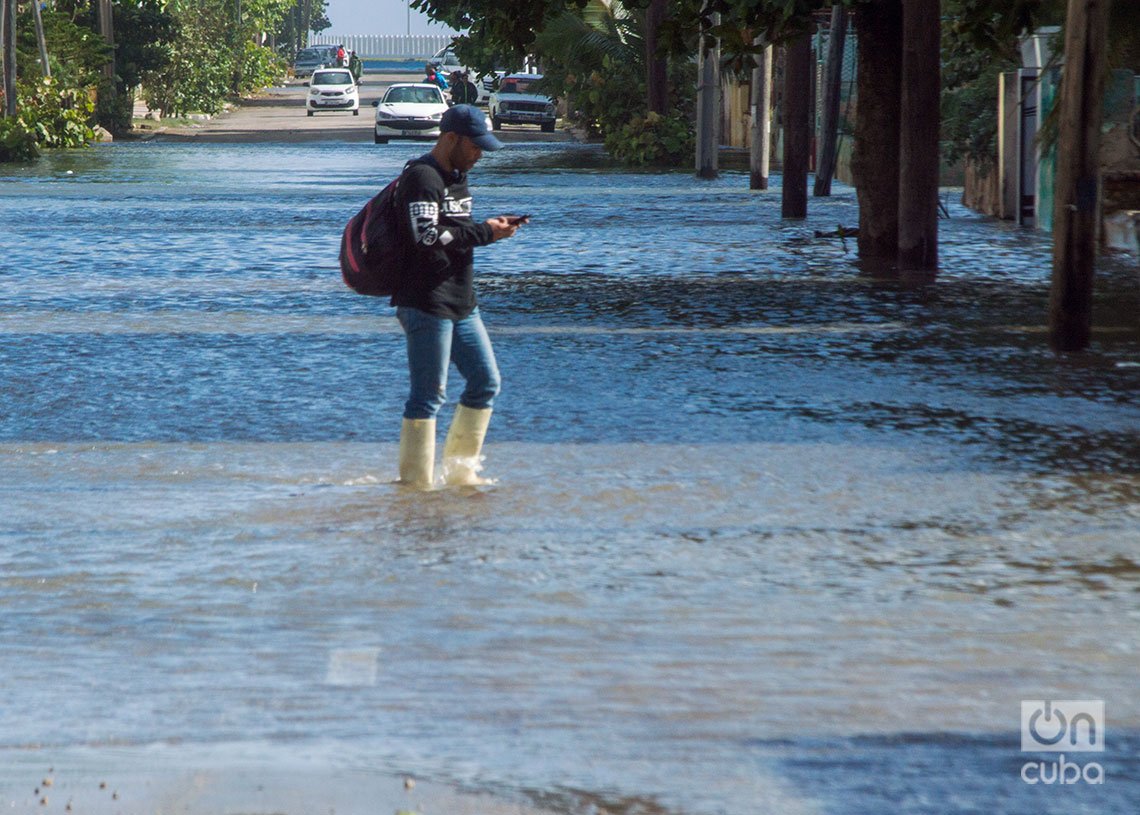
left=0, top=140, right=1138, bottom=815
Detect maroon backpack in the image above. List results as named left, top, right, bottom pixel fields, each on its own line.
left=339, top=174, right=406, bottom=297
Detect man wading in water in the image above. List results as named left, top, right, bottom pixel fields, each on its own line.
left=394, top=104, right=526, bottom=488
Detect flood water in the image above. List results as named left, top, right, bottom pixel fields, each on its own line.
left=1, top=141, right=1139, bottom=814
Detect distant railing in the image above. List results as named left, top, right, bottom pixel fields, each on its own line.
left=309, top=34, right=455, bottom=60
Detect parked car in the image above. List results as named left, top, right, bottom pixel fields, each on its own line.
left=293, top=45, right=340, bottom=78
left=306, top=68, right=359, bottom=116
left=488, top=73, right=556, bottom=132
left=372, top=83, right=449, bottom=144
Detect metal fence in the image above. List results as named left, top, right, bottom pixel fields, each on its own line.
left=310, top=34, right=455, bottom=60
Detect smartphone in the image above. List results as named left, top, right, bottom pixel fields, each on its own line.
left=506, top=214, right=531, bottom=225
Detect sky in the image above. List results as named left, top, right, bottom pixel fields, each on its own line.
left=323, top=0, right=459, bottom=37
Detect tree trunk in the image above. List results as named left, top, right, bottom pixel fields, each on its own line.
left=645, top=0, right=668, bottom=115
left=782, top=33, right=812, bottom=218
left=852, top=0, right=903, bottom=259
left=898, top=0, right=941, bottom=271
left=695, top=11, right=721, bottom=179
left=750, top=41, right=773, bottom=190
left=2, top=0, right=15, bottom=118
left=98, top=0, right=115, bottom=79
left=1049, top=0, right=1112, bottom=351
left=33, top=0, right=51, bottom=78
left=814, top=6, right=847, bottom=196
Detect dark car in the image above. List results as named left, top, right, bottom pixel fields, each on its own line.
left=293, top=45, right=341, bottom=79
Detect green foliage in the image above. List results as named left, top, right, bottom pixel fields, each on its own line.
left=44, top=0, right=176, bottom=132
left=16, top=5, right=110, bottom=88
left=238, top=40, right=287, bottom=94
left=143, top=6, right=232, bottom=117
left=18, top=77, right=97, bottom=148
left=605, top=110, right=694, bottom=166
left=142, top=0, right=291, bottom=117
left=114, top=1, right=179, bottom=93
left=530, top=1, right=694, bottom=166
left=938, top=0, right=1059, bottom=169
left=413, top=0, right=588, bottom=69
left=0, top=118, right=40, bottom=163
left=0, top=77, right=95, bottom=163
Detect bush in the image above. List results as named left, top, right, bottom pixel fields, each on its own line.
left=0, top=77, right=95, bottom=162
left=20, top=77, right=97, bottom=148
left=604, top=110, right=695, bottom=167
left=238, top=40, right=286, bottom=95
left=0, top=117, right=40, bottom=163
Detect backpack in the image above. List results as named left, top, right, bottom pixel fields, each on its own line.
left=339, top=174, right=406, bottom=297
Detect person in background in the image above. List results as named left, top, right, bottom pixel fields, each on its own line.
left=450, top=71, right=479, bottom=105
left=348, top=50, right=362, bottom=83
left=425, top=63, right=449, bottom=91
left=393, top=105, right=525, bottom=489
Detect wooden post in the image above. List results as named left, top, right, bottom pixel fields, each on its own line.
left=782, top=32, right=813, bottom=218
left=695, top=9, right=721, bottom=179
left=33, top=0, right=51, bottom=78
left=898, top=0, right=941, bottom=271
left=852, top=0, right=903, bottom=259
left=645, top=0, right=668, bottom=115
left=750, top=41, right=773, bottom=190
left=814, top=6, right=847, bottom=196
left=1049, top=0, right=1112, bottom=352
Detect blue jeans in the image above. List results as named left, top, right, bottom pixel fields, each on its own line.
left=397, top=306, right=501, bottom=420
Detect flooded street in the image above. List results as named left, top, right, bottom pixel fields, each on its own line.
left=1, top=141, right=1138, bottom=814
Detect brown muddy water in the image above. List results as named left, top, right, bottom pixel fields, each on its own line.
left=1, top=141, right=1138, bottom=814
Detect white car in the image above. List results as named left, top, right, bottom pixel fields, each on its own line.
left=306, top=68, right=359, bottom=116
left=372, top=83, right=448, bottom=144
left=489, top=73, right=557, bottom=132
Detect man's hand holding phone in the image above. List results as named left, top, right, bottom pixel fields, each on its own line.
left=487, top=214, right=531, bottom=241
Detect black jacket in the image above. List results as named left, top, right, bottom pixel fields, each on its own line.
left=391, top=155, right=494, bottom=319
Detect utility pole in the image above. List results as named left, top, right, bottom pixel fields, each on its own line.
left=695, top=8, right=720, bottom=179
left=898, top=0, right=941, bottom=272
left=782, top=32, right=813, bottom=218
left=749, top=40, right=773, bottom=190
left=1049, top=0, right=1112, bottom=351
left=814, top=5, right=847, bottom=196
left=2, top=0, right=15, bottom=118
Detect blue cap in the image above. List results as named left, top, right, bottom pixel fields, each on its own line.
left=440, top=104, right=504, bottom=151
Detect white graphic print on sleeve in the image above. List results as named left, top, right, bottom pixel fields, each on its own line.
left=443, top=195, right=473, bottom=217
left=408, top=200, right=440, bottom=246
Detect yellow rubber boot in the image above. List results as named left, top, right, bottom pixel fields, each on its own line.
left=441, top=405, right=493, bottom=486
left=398, top=418, right=436, bottom=489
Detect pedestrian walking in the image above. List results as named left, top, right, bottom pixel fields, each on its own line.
left=393, top=105, right=525, bottom=488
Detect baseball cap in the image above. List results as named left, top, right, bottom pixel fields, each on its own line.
left=440, top=104, right=504, bottom=151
